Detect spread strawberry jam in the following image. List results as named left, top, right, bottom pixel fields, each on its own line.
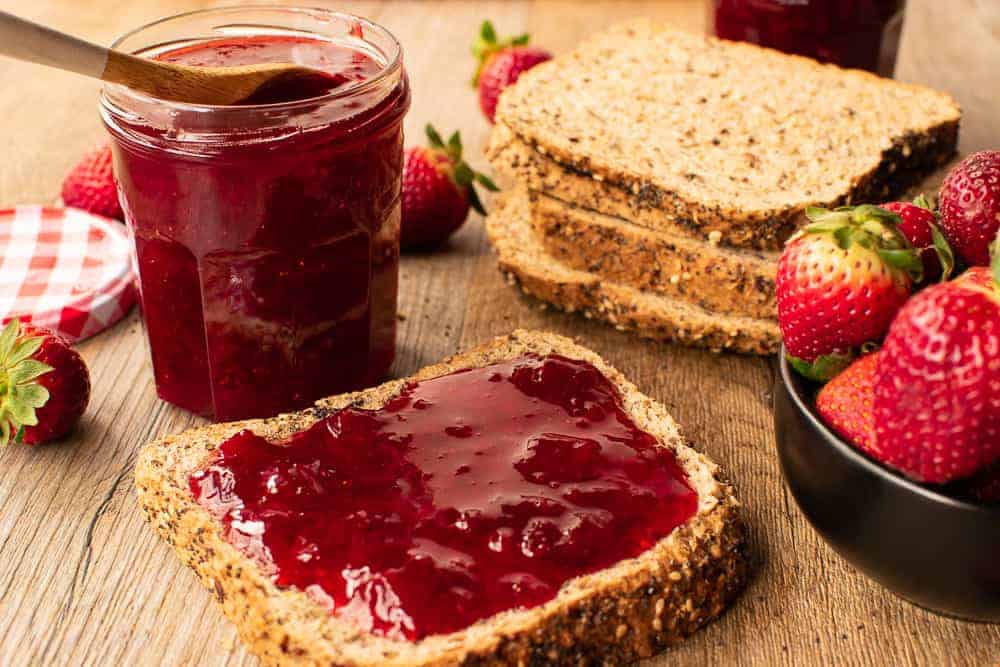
left=103, top=24, right=409, bottom=421
left=189, top=354, right=699, bottom=640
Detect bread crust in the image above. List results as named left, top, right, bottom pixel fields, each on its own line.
left=527, top=191, right=778, bottom=320
left=136, top=330, right=749, bottom=666
left=489, top=21, right=960, bottom=251
left=486, top=191, right=781, bottom=355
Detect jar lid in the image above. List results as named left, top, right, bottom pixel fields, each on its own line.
left=0, top=206, right=137, bottom=342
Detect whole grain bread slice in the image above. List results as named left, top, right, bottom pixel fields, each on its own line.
left=136, top=329, right=748, bottom=666
left=527, top=190, right=778, bottom=320
left=486, top=191, right=782, bottom=355
left=489, top=20, right=960, bottom=250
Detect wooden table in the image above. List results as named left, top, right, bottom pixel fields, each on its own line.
left=1, top=1, right=997, bottom=665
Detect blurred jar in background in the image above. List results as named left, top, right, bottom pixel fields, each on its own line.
left=711, top=0, right=906, bottom=76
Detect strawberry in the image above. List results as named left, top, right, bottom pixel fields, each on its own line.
left=776, top=205, right=921, bottom=381
left=0, top=319, right=90, bottom=446
left=873, top=241, right=1000, bottom=484
left=401, top=125, right=498, bottom=249
left=61, top=143, right=123, bottom=221
left=938, top=150, right=1000, bottom=266
left=472, top=21, right=552, bottom=123
left=815, top=352, right=880, bottom=458
left=880, top=195, right=954, bottom=285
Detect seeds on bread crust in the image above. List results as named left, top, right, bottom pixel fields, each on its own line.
left=135, top=330, right=749, bottom=665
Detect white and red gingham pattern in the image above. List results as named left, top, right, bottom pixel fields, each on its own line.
left=0, top=206, right=136, bottom=342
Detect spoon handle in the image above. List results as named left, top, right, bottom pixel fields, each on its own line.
left=0, top=10, right=109, bottom=78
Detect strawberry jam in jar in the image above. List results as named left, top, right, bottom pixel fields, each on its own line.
left=101, top=8, right=409, bottom=421
left=712, top=0, right=905, bottom=76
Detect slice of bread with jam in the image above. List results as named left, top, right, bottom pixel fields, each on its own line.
left=136, top=329, right=748, bottom=665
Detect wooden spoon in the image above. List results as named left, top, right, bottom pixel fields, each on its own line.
left=0, top=10, right=333, bottom=105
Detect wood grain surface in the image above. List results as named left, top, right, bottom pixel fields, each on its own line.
left=0, top=1, right=997, bottom=665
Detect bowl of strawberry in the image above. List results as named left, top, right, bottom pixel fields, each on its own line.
left=773, top=152, right=1000, bottom=622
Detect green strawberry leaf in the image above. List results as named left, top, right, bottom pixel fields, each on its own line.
left=511, top=34, right=530, bottom=46
left=7, top=336, right=43, bottom=367
left=854, top=204, right=900, bottom=224
left=832, top=224, right=854, bottom=250
left=0, top=318, right=54, bottom=448
left=929, top=222, right=956, bottom=281
left=912, top=193, right=932, bottom=210
left=8, top=359, right=52, bottom=386
left=480, top=20, right=497, bottom=44
left=877, top=247, right=924, bottom=283
left=453, top=161, right=474, bottom=188
left=446, top=131, right=463, bottom=162
left=474, top=172, right=500, bottom=192
left=7, top=391, right=39, bottom=427
left=16, top=383, right=49, bottom=409
left=425, top=124, right=446, bottom=151
left=467, top=182, right=487, bottom=216
left=801, top=220, right=842, bottom=236
left=472, top=21, right=501, bottom=86
left=788, top=353, right=855, bottom=383
left=0, top=319, right=19, bottom=366
left=804, top=206, right=834, bottom=223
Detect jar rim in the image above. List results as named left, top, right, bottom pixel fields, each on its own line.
left=100, top=5, right=403, bottom=113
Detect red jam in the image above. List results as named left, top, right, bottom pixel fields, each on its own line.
left=189, top=354, right=699, bottom=640
left=712, top=0, right=904, bottom=75
left=105, top=33, right=409, bottom=421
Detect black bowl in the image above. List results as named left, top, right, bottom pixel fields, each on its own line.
left=773, top=349, right=1000, bottom=622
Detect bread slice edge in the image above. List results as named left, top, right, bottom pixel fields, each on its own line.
left=485, top=190, right=782, bottom=355
left=527, top=190, right=778, bottom=320
left=135, top=329, right=749, bottom=666
left=488, top=116, right=958, bottom=251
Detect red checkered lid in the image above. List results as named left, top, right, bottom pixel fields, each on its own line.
left=0, top=206, right=137, bottom=342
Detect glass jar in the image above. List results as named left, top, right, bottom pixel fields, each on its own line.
left=711, top=0, right=905, bottom=76
left=101, top=7, right=410, bottom=421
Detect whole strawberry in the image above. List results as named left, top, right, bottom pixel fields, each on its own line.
left=472, top=21, right=552, bottom=123
left=938, top=150, right=1000, bottom=266
left=0, top=319, right=90, bottom=446
left=776, top=205, right=921, bottom=381
left=873, top=250, right=1000, bottom=484
left=881, top=195, right=954, bottom=285
left=816, top=352, right=879, bottom=458
left=61, top=143, right=123, bottom=221
left=401, top=125, right=498, bottom=249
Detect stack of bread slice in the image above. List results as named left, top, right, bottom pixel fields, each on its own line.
left=485, top=19, right=961, bottom=355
